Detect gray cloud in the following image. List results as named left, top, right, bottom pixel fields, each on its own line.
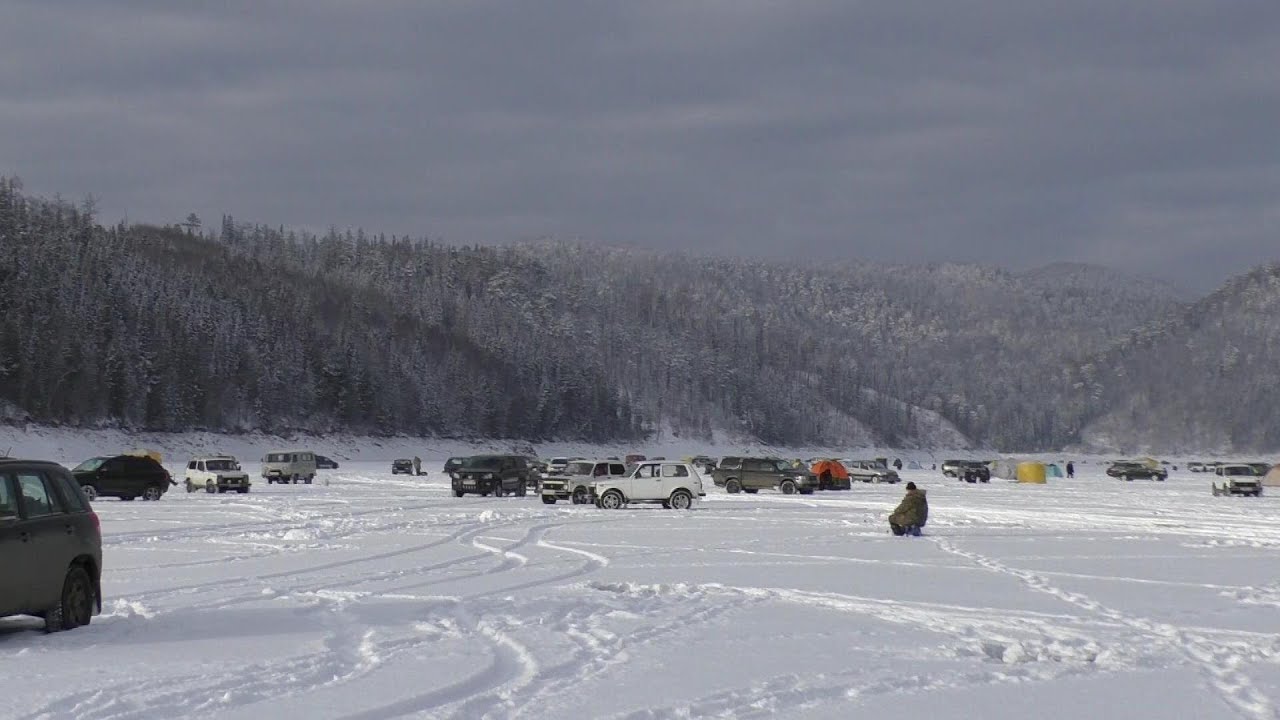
left=3, top=0, right=1277, bottom=290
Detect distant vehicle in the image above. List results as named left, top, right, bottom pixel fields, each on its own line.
left=391, top=459, right=415, bottom=475
left=711, top=457, right=817, bottom=495
left=72, top=455, right=174, bottom=502
left=941, top=459, right=987, bottom=478
left=315, top=455, right=340, bottom=469
left=1106, top=461, right=1167, bottom=482
left=689, top=455, right=717, bottom=473
left=184, top=456, right=250, bottom=494
left=847, top=460, right=901, bottom=484
left=444, top=457, right=467, bottom=475
left=591, top=461, right=705, bottom=510
left=542, top=460, right=628, bottom=504
left=624, top=454, right=647, bottom=465
left=450, top=455, right=532, bottom=497
left=0, top=459, right=102, bottom=632
left=1212, top=464, right=1262, bottom=497
left=261, top=451, right=317, bottom=485
left=1187, top=462, right=1207, bottom=473
left=546, top=457, right=573, bottom=477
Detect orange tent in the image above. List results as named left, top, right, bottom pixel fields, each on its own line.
left=811, top=459, right=851, bottom=490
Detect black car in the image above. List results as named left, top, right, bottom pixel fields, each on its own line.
left=1106, top=462, right=1167, bottom=481
left=443, top=457, right=466, bottom=475
left=450, top=455, right=532, bottom=497
left=72, top=455, right=174, bottom=502
left=0, top=459, right=102, bottom=632
left=315, top=455, right=340, bottom=469
left=391, top=459, right=415, bottom=475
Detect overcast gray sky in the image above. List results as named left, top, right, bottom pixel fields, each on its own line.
left=3, top=1, right=1277, bottom=290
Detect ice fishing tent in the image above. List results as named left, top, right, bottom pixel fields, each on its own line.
left=1045, top=463, right=1063, bottom=478
left=1263, top=465, right=1280, bottom=487
left=990, top=458, right=1020, bottom=480
left=907, top=461, right=924, bottom=470
left=1017, top=462, right=1047, bottom=484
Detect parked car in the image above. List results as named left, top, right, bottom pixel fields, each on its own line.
left=444, top=457, right=467, bottom=475
left=711, top=457, right=817, bottom=495
left=315, top=455, right=340, bottom=469
left=71, top=455, right=174, bottom=502
left=391, top=459, right=415, bottom=475
left=261, top=451, right=317, bottom=485
left=450, top=455, right=532, bottom=497
left=0, top=459, right=102, bottom=631
left=545, top=457, right=572, bottom=477
left=1187, top=461, right=1206, bottom=473
left=942, top=459, right=986, bottom=478
left=846, top=460, right=901, bottom=484
left=184, top=456, right=250, bottom=494
left=542, top=459, right=628, bottom=505
left=591, top=461, right=705, bottom=510
left=1212, top=464, right=1263, bottom=497
left=1106, top=461, right=1167, bottom=482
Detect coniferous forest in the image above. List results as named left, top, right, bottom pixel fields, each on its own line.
left=2, top=178, right=1278, bottom=451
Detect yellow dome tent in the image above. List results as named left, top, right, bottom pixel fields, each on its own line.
left=1017, top=462, right=1047, bottom=484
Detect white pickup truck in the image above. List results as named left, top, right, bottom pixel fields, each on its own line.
left=1211, top=464, right=1263, bottom=497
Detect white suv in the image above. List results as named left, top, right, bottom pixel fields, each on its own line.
left=591, top=461, right=705, bottom=510
left=1212, top=464, right=1263, bottom=497
left=542, top=459, right=628, bottom=505
left=185, top=456, right=251, bottom=494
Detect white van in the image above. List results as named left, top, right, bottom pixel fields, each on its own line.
left=261, top=451, right=317, bottom=484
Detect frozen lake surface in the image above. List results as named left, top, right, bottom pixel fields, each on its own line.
left=4, top=462, right=1279, bottom=719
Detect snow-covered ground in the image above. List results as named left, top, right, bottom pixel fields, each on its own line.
left=4, top=460, right=1280, bottom=719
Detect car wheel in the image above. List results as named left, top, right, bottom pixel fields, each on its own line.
left=516, top=481, right=527, bottom=497
left=185, top=480, right=195, bottom=493
left=46, top=565, right=94, bottom=633
left=493, top=483, right=505, bottom=498
left=669, top=490, right=692, bottom=510
left=572, top=486, right=589, bottom=505
left=780, top=480, right=797, bottom=495
left=725, top=479, right=742, bottom=494
left=453, top=490, right=465, bottom=498
left=143, top=484, right=163, bottom=501
left=305, top=475, right=313, bottom=485
left=1123, top=474, right=1132, bottom=482
left=542, top=495, right=556, bottom=504
left=239, top=487, right=249, bottom=494
left=599, top=490, right=624, bottom=509
left=291, top=474, right=300, bottom=484
left=206, top=480, right=217, bottom=494
left=81, top=484, right=98, bottom=502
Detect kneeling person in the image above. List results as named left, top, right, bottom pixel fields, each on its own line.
left=889, top=482, right=928, bottom=536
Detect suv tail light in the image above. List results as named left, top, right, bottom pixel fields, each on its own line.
left=89, top=511, right=101, bottom=534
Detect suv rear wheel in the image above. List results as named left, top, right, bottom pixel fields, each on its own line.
left=779, top=480, right=797, bottom=495
left=669, top=490, right=692, bottom=510
left=599, top=490, right=624, bottom=509
left=46, top=565, right=94, bottom=633
left=142, top=485, right=163, bottom=501
left=725, top=479, right=742, bottom=494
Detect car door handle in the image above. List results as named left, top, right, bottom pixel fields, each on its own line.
left=19, top=531, right=30, bottom=543
left=65, top=525, right=76, bottom=535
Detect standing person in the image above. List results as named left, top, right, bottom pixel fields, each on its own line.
left=889, top=482, right=928, bottom=536
left=1066, top=461, right=1075, bottom=479
left=893, top=457, right=903, bottom=471
left=413, top=455, right=422, bottom=476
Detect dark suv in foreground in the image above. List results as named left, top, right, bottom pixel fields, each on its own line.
left=72, top=455, right=174, bottom=501
left=0, top=459, right=102, bottom=632
left=450, top=455, right=532, bottom=497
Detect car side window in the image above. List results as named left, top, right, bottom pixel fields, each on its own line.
left=17, top=473, right=62, bottom=517
left=0, top=475, right=17, bottom=519
left=102, top=458, right=124, bottom=473
left=662, top=464, right=688, bottom=478
left=188, top=461, right=197, bottom=470
left=609, top=463, right=625, bottom=475
left=636, top=464, right=659, bottom=479
left=51, top=472, right=88, bottom=513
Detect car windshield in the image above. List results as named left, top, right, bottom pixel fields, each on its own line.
left=266, top=453, right=289, bottom=463
left=73, top=457, right=107, bottom=472
left=565, top=461, right=595, bottom=475
left=1223, top=466, right=1256, bottom=476
left=463, top=456, right=502, bottom=469
left=550, top=457, right=569, bottom=465
left=206, top=460, right=237, bottom=471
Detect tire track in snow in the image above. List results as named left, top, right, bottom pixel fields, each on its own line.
left=932, top=536, right=1279, bottom=720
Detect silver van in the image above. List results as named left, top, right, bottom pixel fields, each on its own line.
left=261, top=451, right=317, bottom=484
